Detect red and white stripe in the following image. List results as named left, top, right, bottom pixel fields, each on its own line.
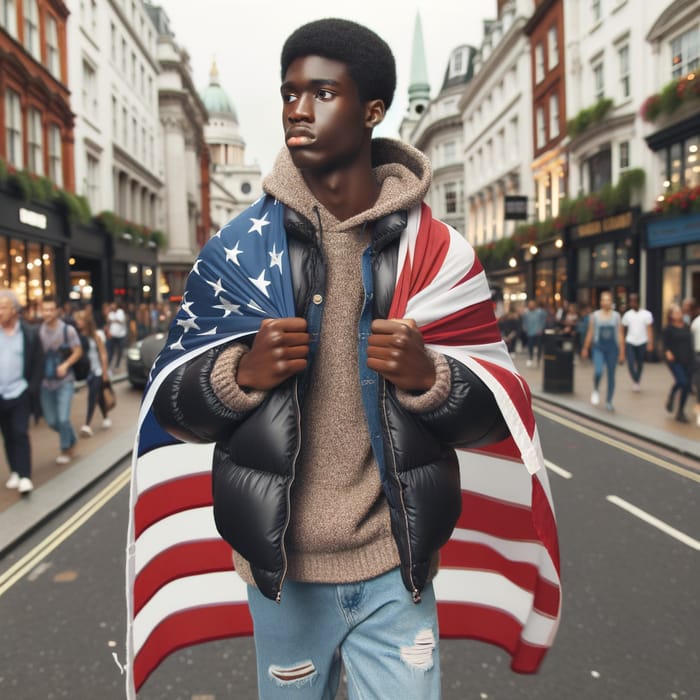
left=126, top=203, right=561, bottom=696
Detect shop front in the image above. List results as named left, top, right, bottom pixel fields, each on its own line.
left=644, top=212, right=700, bottom=324
left=568, top=209, right=640, bottom=311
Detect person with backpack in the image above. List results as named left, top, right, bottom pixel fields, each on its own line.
left=74, top=310, right=112, bottom=437
left=581, top=291, right=625, bottom=412
left=38, top=296, right=83, bottom=464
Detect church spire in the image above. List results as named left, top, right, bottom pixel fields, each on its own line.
left=209, top=57, right=219, bottom=85
left=407, top=12, right=431, bottom=118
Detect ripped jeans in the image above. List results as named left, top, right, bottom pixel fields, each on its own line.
left=246, top=567, right=441, bottom=699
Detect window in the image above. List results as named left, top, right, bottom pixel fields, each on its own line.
left=591, top=0, right=602, bottom=23
left=535, top=43, right=545, bottom=83
left=28, top=108, right=43, bottom=175
left=1, top=0, right=17, bottom=38
left=619, top=141, right=630, bottom=170
left=671, top=28, right=700, bottom=79
left=536, top=106, right=546, bottom=148
left=45, top=15, right=60, bottom=78
left=443, top=140, right=456, bottom=165
left=121, top=38, right=127, bottom=73
left=110, top=23, right=117, bottom=62
left=112, top=95, right=117, bottom=133
left=48, top=125, right=63, bottom=187
left=86, top=153, right=100, bottom=210
left=122, top=106, right=127, bottom=145
left=5, top=89, right=23, bottom=168
left=23, top=0, right=39, bottom=60
left=445, top=182, right=458, bottom=214
left=82, top=60, right=98, bottom=119
left=685, top=137, right=700, bottom=187
left=586, top=147, right=612, bottom=192
left=549, top=93, right=560, bottom=139
left=618, top=45, right=630, bottom=99
left=593, top=62, right=604, bottom=100
left=547, top=25, right=559, bottom=70
left=132, top=116, right=138, bottom=154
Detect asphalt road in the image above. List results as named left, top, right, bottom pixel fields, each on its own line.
left=0, top=404, right=698, bottom=700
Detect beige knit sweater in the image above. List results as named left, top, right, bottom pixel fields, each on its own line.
left=210, top=139, right=451, bottom=586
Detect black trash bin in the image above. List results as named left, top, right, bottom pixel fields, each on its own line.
left=542, top=331, right=574, bottom=393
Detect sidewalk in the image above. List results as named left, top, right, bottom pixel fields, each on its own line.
left=1, top=353, right=698, bottom=557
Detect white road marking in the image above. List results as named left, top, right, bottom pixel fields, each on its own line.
left=606, top=495, right=700, bottom=550
left=544, top=459, right=572, bottom=479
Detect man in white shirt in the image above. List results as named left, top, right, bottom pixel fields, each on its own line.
left=621, top=293, right=654, bottom=392
left=106, top=301, right=128, bottom=370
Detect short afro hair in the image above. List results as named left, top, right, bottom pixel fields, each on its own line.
left=281, top=18, right=396, bottom=110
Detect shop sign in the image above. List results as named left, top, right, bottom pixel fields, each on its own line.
left=504, top=195, right=528, bottom=220
left=647, top=212, right=700, bottom=248
left=573, top=211, right=632, bottom=238
left=19, top=207, right=47, bottom=230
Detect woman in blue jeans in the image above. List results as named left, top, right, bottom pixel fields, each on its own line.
left=581, top=291, right=625, bottom=411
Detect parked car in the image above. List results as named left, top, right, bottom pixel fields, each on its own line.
left=126, top=332, right=167, bottom=389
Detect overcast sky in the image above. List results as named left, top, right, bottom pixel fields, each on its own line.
left=156, top=0, right=496, bottom=175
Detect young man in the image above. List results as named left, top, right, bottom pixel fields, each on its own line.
left=135, top=19, right=557, bottom=699
left=621, top=292, right=654, bottom=391
left=39, top=296, right=82, bottom=463
left=0, top=291, right=43, bottom=494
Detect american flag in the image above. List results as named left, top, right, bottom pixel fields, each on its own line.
left=125, top=198, right=561, bottom=697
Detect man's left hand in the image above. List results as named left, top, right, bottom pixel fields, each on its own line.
left=367, top=319, right=436, bottom=392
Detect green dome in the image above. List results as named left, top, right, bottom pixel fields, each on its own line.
left=200, top=61, right=238, bottom=120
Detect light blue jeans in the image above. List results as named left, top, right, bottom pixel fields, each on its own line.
left=246, top=567, right=441, bottom=700
left=40, top=382, right=77, bottom=451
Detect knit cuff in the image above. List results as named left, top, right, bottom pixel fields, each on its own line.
left=210, top=343, right=267, bottom=412
left=395, top=349, right=451, bottom=413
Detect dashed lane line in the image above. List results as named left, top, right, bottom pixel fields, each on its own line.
left=606, top=495, right=700, bottom=551
left=534, top=405, right=700, bottom=483
left=544, top=459, right=572, bottom=479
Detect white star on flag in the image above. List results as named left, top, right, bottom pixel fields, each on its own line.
left=248, top=212, right=270, bottom=236
left=214, top=297, right=242, bottom=317
left=177, top=316, right=201, bottom=333
left=269, top=244, right=284, bottom=272
left=206, top=277, right=225, bottom=296
left=224, top=242, right=243, bottom=265
left=198, top=326, right=218, bottom=335
left=248, top=300, right=265, bottom=313
left=249, top=270, right=272, bottom=297
left=169, top=335, right=185, bottom=351
left=192, top=259, right=203, bottom=275
left=181, top=297, right=196, bottom=317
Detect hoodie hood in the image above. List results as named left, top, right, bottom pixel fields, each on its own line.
left=262, top=138, right=432, bottom=232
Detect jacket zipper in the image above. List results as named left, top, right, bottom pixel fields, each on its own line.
left=379, top=378, right=421, bottom=603
left=276, top=376, right=302, bottom=603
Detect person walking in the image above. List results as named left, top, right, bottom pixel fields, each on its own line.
left=662, top=304, right=694, bottom=423
left=0, top=291, right=43, bottom=494
left=38, top=296, right=82, bottom=463
left=74, top=310, right=112, bottom=437
left=135, top=17, right=559, bottom=698
left=621, top=293, right=654, bottom=392
left=105, top=301, right=128, bottom=370
left=581, top=291, right=625, bottom=411
left=522, top=299, right=547, bottom=367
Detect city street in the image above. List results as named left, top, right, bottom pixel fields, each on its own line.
left=0, top=402, right=697, bottom=700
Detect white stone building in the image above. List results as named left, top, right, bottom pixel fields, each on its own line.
left=401, top=15, right=475, bottom=234
left=67, top=0, right=163, bottom=227
left=200, top=63, right=262, bottom=233
left=460, top=0, right=535, bottom=247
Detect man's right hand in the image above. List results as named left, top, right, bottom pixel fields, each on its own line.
left=236, top=317, right=310, bottom=391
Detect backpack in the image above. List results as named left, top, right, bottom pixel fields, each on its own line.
left=73, top=332, right=91, bottom=381
left=51, top=324, right=91, bottom=381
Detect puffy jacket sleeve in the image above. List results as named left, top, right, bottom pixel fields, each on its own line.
left=152, top=338, right=265, bottom=444
left=397, top=354, right=509, bottom=448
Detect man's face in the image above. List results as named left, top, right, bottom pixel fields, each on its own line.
left=281, top=55, right=369, bottom=173
left=42, top=301, right=59, bottom=323
left=0, top=297, right=17, bottom=328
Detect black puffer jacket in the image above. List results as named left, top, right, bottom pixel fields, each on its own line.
left=153, top=206, right=508, bottom=603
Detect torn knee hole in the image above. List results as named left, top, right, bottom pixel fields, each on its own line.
left=269, top=660, right=317, bottom=685
left=400, top=628, right=436, bottom=670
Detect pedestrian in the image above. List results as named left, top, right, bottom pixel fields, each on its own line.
left=662, top=304, right=694, bottom=424
left=38, top=295, right=82, bottom=464
left=498, top=306, right=521, bottom=357
left=144, top=18, right=553, bottom=699
left=621, top=292, right=654, bottom=392
left=74, top=310, right=112, bottom=437
left=105, top=301, right=128, bottom=370
left=581, top=290, right=625, bottom=411
left=0, top=290, right=43, bottom=494
left=690, top=303, right=700, bottom=426
left=522, top=299, right=547, bottom=367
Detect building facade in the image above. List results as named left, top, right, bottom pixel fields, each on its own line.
left=200, top=62, right=262, bottom=234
